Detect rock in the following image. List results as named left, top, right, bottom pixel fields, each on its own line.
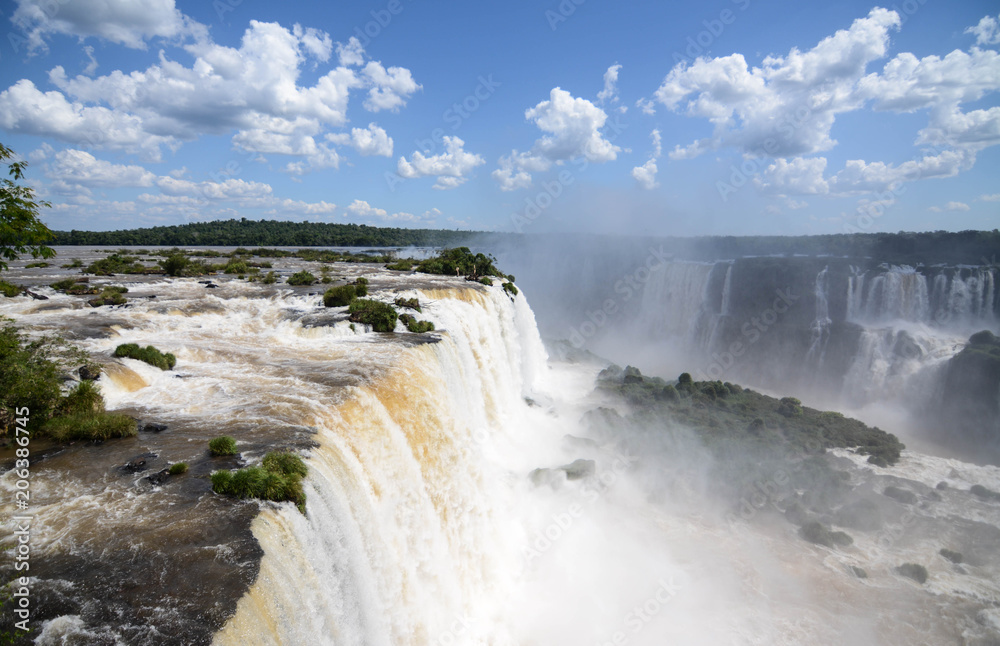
left=78, top=365, right=102, bottom=381
left=799, top=521, right=853, bottom=548
left=560, top=459, right=596, bottom=480
left=936, top=481, right=948, bottom=490
left=122, top=453, right=158, bottom=473
left=529, top=468, right=560, bottom=487
left=25, top=289, right=48, bottom=300
left=141, top=423, right=168, bottom=433
left=895, top=562, right=928, bottom=584
left=970, top=484, right=1000, bottom=501
left=883, top=486, right=918, bottom=505
left=205, top=283, right=218, bottom=289
left=145, top=469, right=171, bottom=486
left=851, top=566, right=868, bottom=579
left=940, top=548, right=963, bottom=564
left=835, top=498, right=885, bottom=531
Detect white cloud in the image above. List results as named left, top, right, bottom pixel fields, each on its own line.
left=966, top=14, right=1000, bottom=46
left=980, top=193, right=1000, bottom=201
left=347, top=199, right=387, bottom=218
left=493, top=86, right=622, bottom=190
left=47, top=149, right=156, bottom=189
left=928, top=201, right=970, bottom=212
left=757, top=157, right=830, bottom=195
left=11, top=0, right=203, bottom=51
left=345, top=199, right=431, bottom=222
left=82, top=46, right=98, bottom=76
left=1, top=20, right=416, bottom=172
left=397, top=136, right=485, bottom=189
left=598, top=64, right=623, bottom=106
left=156, top=176, right=273, bottom=200
left=636, top=98, right=656, bottom=115
left=361, top=61, right=421, bottom=112
left=336, top=37, right=365, bottom=67
left=328, top=123, right=393, bottom=157
left=632, top=129, right=663, bottom=189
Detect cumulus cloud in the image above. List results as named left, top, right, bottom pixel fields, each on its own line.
left=493, top=86, right=622, bottom=190
left=0, top=20, right=417, bottom=171
left=397, top=136, right=485, bottom=189
left=328, top=123, right=393, bottom=157
left=47, top=149, right=155, bottom=190
left=966, top=14, right=1000, bottom=46
left=598, top=64, right=623, bottom=106
left=345, top=199, right=433, bottom=223
left=632, top=129, right=662, bottom=189
left=980, top=193, right=1000, bottom=201
left=11, top=0, right=203, bottom=51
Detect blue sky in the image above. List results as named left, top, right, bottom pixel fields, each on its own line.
left=1, top=0, right=998, bottom=235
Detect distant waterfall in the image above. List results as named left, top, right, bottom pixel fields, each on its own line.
left=805, top=266, right=832, bottom=366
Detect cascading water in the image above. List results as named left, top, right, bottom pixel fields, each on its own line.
left=805, top=266, right=832, bottom=366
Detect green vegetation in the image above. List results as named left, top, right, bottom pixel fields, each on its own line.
left=385, top=258, right=416, bottom=271
left=394, top=297, right=421, bottom=312
left=113, top=343, right=177, bottom=370
left=896, top=563, right=928, bottom=584
left=160, top=253, right=190, bottom=276
left=323, top=277, right=370, bottom=307
left=212, top=450, right=308, bottom=513
left=799, top=521, right=853, bottom=548
left=502, top=281, right=519, bottom=297
left=42, top=411, right=136, bottom=442
left=399, top=313, right=435, bottom=333
left=479, top=276, right=493, bottom=286
left=415, top=247, right=503, bottom=279
left=287, top=270, right=316, bottom=286
left=51, top=219, right=482, bottom=248
left=88, top=285, right=128, bottom=307
left=262, top=271, right=277, bottom=284
left=85, top=253, right=148, bottom=276
left=61, top=258, right=84, bottom=268
left=24, top=261, right=49, bottom=268
left=348, top=299, right=398, bottom=333
left=168, top=462, right=189, bottom=475
left=0, top=280, right=19, bottom=297
left=1, top=142, right=54, bottom=271
left=209, top=436, right=238, bottom=457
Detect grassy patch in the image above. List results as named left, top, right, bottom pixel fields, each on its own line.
left=324, top=282, right=367, bottom=307
left=399, top=313, right=435, bottom=333
left=25, top=261, right=50, bottom=268
left=113, top=343, right=176, bottom=370
left=168, top=462, right=189, bottom=475
left=212, top=450, right=308, bottom=513
left=85, top=253, right=147, bottom=276
left=209, top=435, right=238, bottom=457
left=0, top=280, right=20, bottom=297
left=42, top=411, right=137, bottom=442
left=394, top=297, right=421, bottom=312
left=88, top=286, right=128, bottom=307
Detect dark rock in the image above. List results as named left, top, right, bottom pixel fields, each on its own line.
left=205, top=283, right=218, bottom=289
left=141, top=423, right=168, bottom=433
left=25, top=289, right=48, bottom=300
left=122, top=453, right=158, bottom=473
left=895, top=562, right=928, bottom=584
left=936, top=481, right=948, bottom=490
left=799, top=521, right=853, bottom=547
left=970, top=484, right=1000, bottom=501
left=145, top=469, right=171, bottom=486
left=78, top=365, right=102, bottom=381
left=851, top=566, right=868, bottom=579
left=883, top=485, right=918, bottom=505
left=940, top=548, right=963, bottom=564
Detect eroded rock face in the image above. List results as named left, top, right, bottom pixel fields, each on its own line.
left=932, top=330, right=1000, bottom=462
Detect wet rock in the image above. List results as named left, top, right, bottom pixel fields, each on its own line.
left=25, top=289, right=48, bottom=300
left=970, top=484, right=1000, bottom=502
left=895, top=562, right=928, bottom=584
left=144, top=469, right=171, bottom=486
left=799, top=521, right=853, bottom=547
left=940, top=548, right=963, bottom=564
left=141, top=422, right=168, bottom=433
left=78, top=364, right=102, bottom=381
left=122, top=453, right=158, bottom=473
left=936, top=481, right=948, bottom=490
left=883, top=485, right=918, bottom=505
left=851, top=566, right=868, bottom=579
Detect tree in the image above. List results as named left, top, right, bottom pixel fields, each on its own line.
left=0, top=143, right=54, bottom=271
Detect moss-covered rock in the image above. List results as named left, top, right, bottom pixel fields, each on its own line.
left=113, top=343, right=176, bottom=370
left=348, top=299, right=398, bottom=333
left=896, top=562, right=928, bottom=584
left=799, top=521, right=853, bottom=548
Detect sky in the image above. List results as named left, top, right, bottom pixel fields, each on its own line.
left=0, top=0, right=998, bottom=236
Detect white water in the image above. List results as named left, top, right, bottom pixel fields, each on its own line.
left=3, top=269, right=1000, bottom=645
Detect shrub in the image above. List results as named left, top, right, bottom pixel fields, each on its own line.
left=348, top=299, right=398, bottom=333
left=778, top=397, right=803, bottom=417
left=394, top=297, right=421, bottom=312
left=678, top=372, right=693, bottom=386
left=896, top=563, right=928, bottom=584
left=416, top=247, right=502, bottom=279
left=114, top=343, right=176, bottom=370
left=1, top=322, right=64, bottom=430
left=286, top=270, right=316, bottom=286
left=385, top=259, right=415, bottom=271
left=209, top=436, right=238, bottom=457
left=223, top=259, right=249, bottom=274
left=0, top=280, right=20, bottom=297
left=355, top=277, right=368, bottom=286
left=25, top=261, right=50, bottom=268
left=212, top=450, right=308, bottom=513
left=88, top=287, right=128, bottom=307
left=658, top=384, right=679, bottom=401
left=262, top=271, right=277, bottom=284
left=168, top=462, right=189, bottom=475
left=57, top=380, right=104, bottom=416
left=502, top=281, right=519, bottom=297
left=160, top=253, right=190, bottom=277
left=50, top=278, right=78, bottom=291
left=479, top=276, right=493, bottom=286
left=61, top=258, right=84, bottom=268
left=42, top=412, right=137, bottom=442
left=399, top=313, right=435, bottom=333
left=66, top=283, right=98, bottom=295
left=85, top=253, right=146, bottom=276
left=324, top=284, right=359, bottom=307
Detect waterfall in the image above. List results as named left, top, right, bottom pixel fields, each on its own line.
left=805, top=266, right=832, bottom=366
left=634, top=261, right=717, bottom=345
